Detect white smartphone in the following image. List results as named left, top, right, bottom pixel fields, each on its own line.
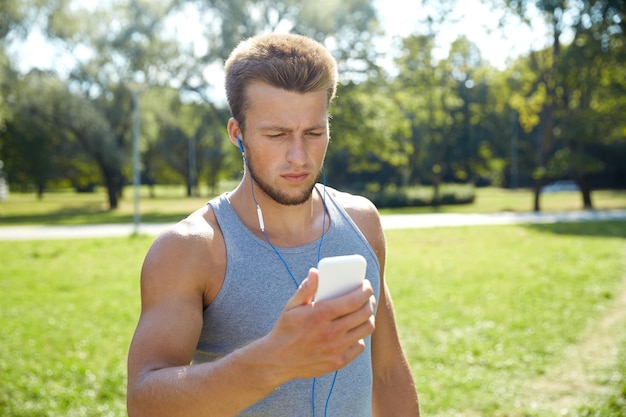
left=315, top=254, right=367, bottom=301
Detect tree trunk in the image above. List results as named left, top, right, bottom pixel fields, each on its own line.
left=186, top=180, right=192, bottom=197
left=579, top=178, right=594, bottom=209
left=432, top=180, right=441, bottom=208
left=534, top=13, right=562, bottom=213
left=582, top=189, right=593, bottom=209
left=37, top=183, right=45, bottom=200
left=533, top=182, right=542, bottom=212
left=101, top=167, right=120, bottom=210
left=106, top=179, right=119, bottom=209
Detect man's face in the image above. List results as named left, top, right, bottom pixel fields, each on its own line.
left=241, top=81, right=329, bottom=206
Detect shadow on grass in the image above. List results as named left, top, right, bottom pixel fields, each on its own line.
left=524, top=220, right=626, bottom=239
left=0, top=205, right=190, bottom=226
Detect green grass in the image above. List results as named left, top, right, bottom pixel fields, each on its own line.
left=378, top=187, right=626, bottom=215
left=1, top=221, right=625, bottom=416
left=0, top=237, right=151, bottom=417
left=0, top=186, right=219, bottom=226
left=386, top=221, right=626, bottom=416
left=0, top=185, right=625, bottom=225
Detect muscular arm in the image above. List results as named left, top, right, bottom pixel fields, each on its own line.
left=339, top=191, right=421, bottom=416
left=127, top=222, right=281, bottom=417
left=371, top=281, right=420, bottom=416
left=126, top=215, right=376, bottom=417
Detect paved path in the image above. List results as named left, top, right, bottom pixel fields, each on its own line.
left=1, top=209, right=624, bottom=241
left=380, top=208, right=626, bottom=229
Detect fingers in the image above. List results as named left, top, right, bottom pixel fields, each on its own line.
left=272, top=277, right=376, bottom=377
left=284, top=268, right=318, bottom=310
left=332, top=291, right=377, bottom=349
left=312, top=280, right=377, bottom=357
left=315, top=279, right=376, bottom=320
left=313, top=300, right=376, bottom=371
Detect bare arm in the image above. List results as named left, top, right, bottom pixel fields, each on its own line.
left=339, top=191, right=420, bottom=416
left=371, top=281, right=420, bottom=416
left=126, top=218, right=376, bottom=417
left=127, top=224, right=279, bottom=417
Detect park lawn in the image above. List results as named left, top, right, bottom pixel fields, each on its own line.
left=1, top=186, right=625, bottom=225
left=0, top=236, right=151, bottom=417
left=1, top=220, right=625, bottom=416
left=386, top=220, right=626, bottom=416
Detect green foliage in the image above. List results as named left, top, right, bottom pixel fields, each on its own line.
left=327, top=80, right=411, bottom=185
left=0, top=0, right=625, bottom=212
left=2, top=72, right=104, bottom=193
left=495, top=0, right=626, bottom=208
left=392, top=33, right=510, bottom=188
left=196, top=0, right=381, bottom=78
left=362, top=184, right=476, bottom=208
left=0, top=0, right=28, bottom=40
left=143, top=87, right=233, bottom=194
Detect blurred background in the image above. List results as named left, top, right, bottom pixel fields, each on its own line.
left=0, top=0, right=624, bottom=211
left=1, top=3, right=626, bottom=416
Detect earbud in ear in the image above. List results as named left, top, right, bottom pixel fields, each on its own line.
left=237, top=136, right=245, bottom=155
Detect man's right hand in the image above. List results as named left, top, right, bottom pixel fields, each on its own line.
left=261, top=267, right=377, bottom=383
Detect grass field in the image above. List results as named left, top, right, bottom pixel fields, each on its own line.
left=0, top=237, right=149, bottom=417
left=1, top=219, right=625, bottom=416
left=0, top=185, right=625, bottom=225
left=386, top=222, right=626, bottom=416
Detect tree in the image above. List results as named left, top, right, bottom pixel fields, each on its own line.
left=491, top=0, right=626, bottom=210
left=326, top=79, right=411, bottom=190
left=0, top=50, right=15, bottom=142
left=0, top=0, right=28, bottom=138
left=392, top=33, right=502, bottom=202
left=393, top=34, right=437, bottom=188
left=2, top=72, right=67, bottom=196
left=446, top=39, right=508, bottom=187
left=46, top=0, right=190, bottom=207
left=554, top=2, right=626, bottom=207
left=0, top=0, right=29, bottom=42
left=139, top=86, right=230, bottom=197
left=57, top=89, right=125, bottom=209
left=188, top=0, right=382, bottom=76
left=55, top=0, right=382, bottom=198
left=0, top=71, right=117, bottom=199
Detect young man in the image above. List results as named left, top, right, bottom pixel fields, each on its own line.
left=127, top=33, right=420, bottom=417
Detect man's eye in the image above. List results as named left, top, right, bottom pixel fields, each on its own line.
left=307, top=131, right=324, bottom=137
left=267, top=133, right=284, bottom=139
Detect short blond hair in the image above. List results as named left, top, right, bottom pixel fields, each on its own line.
left=224, top=33, right=338, bottom=130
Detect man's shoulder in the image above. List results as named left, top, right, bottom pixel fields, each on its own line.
left=325, top=186, right=379, bottom=217
left=141, top=204, right=226, bottom=304
left=325, top=186, right=382, bottom=238
left=145, top=204, right=225, bottom=271
left=161, top=204, right=219, bottom=243
left=325, top=186, right=386, bottom=260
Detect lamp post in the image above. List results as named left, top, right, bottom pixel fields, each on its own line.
left=131, top=89, right=141, bottom=234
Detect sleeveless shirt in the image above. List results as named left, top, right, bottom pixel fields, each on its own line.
left=193, top=184, right=381, bottom=417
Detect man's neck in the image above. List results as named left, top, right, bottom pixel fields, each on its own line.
left=229, top=182, right=325, bottom=247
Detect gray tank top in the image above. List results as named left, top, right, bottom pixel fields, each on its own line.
left=193, top=184, right=380, bottom=417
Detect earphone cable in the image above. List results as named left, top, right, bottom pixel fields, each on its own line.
left=244, top=151, right=336, bottom=416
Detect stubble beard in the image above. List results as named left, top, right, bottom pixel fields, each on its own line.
left=246, top=157, right=318, bottom=206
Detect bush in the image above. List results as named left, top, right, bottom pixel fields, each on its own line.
left=362, top=184, right=475, bottom=208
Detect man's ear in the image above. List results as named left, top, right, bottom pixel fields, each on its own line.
left=227, top=117, right=242, bottom=148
